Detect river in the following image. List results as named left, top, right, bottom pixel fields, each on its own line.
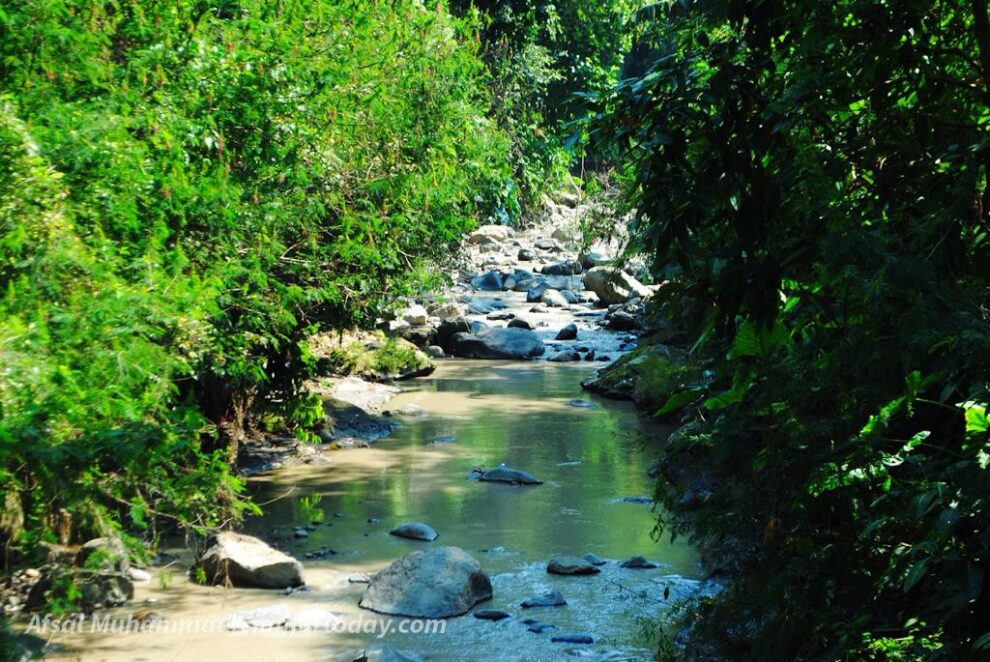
left=45, top=360, right=700, bottom=661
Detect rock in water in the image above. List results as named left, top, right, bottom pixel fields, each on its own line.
left=582, top=553, right=608, bottom=566
left=359, top=546, right=492, bottom=618
left=528, top=622, right=557, bottom=633
left=551, top=633, right=594, bottom=644
left=449, top=328, right=545, bottom=360
left=526, top=282, right=550, bottom=303
left=478, top=466, right=543, bottom=485
left=620, top=555, right=659, bottom=569
left=549, top=350, right=581, bottom=362
left=547, top=556, right=601, bottom=576
left=473, top=609, right=511, bottom=621
left=520, top=591, right=567, bottom=608
left=555, top=323, right=578, bottom=340
left=390, top=522, right=439, bottom=542
left=197, top=532, right=304, bottom=589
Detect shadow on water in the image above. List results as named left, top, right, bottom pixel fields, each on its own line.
left=46, top=361, right=700, bottom=662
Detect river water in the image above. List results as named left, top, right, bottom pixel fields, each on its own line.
left=46, top=361, right=700, bottom=661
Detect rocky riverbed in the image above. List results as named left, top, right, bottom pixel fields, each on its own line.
left=7, top=197, right=713, bottom=662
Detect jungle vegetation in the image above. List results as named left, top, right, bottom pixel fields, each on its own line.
left=2, top=0, right=990, bottom=659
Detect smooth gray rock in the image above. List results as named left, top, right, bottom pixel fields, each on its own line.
left=449, top=328, right=545, bottom=360
left=359, top=546, right=492, bottom=618
left=507, top=317, right=533, bottom=330
left=551, top=633, right=594, bottom=644
left=547, top=556, right=601, bottom=576
left=555, top=323, right=578, bottom=340
left=620, top=555, right=659, bottom=569
left=478, top=466, right=543, bottom=485
left=198, top=532, right=304, bottom=589
left=390, top=522, right=439, bottom=542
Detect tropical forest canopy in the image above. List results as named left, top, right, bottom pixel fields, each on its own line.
left=2, top=0, right=990, bottom=659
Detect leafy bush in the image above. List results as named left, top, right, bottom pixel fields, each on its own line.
left=602, top=0, right=990, bottom=658
left=0, top=0, right=513, bottom=568
left=449, top=1, right=649, bottom=204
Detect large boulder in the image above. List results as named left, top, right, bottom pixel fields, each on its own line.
left=583, top=267, right=652, bottom=305
left=390, top=522, right=438, bottom=542
left=449, top=328, right=545, bottom=360
left=359, top=546, right=492, bottom=618
left=197, top=532, right=304, bottom=589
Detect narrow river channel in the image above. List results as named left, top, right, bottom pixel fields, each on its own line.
left=49, top=361, right=700, bottom=661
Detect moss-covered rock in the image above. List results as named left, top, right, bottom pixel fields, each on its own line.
left=311, top=332, right=436, bottom=382
left=581, top=343, right=703, bottom=415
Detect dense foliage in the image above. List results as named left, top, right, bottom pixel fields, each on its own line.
left=602, top=0, right=990, bottom=658
left=449, top=0, right=648, bottom=205
left=0, top=0, right=511, bottom=564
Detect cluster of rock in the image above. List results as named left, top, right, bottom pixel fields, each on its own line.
left=381, top=195, right=658, bottom=362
